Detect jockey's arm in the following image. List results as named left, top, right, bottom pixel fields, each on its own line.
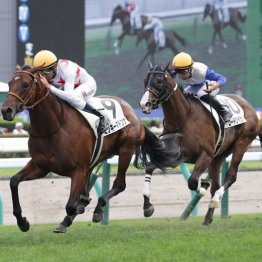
left=206, top=68, right=227, bottom=88
left=49, top=72, right=86, bottom=110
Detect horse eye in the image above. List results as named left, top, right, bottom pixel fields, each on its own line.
left=23, top=82, right=29, bottom=89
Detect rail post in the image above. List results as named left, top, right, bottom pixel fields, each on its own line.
left=221, top=160, right=229, bottom=218
left=179, top=163, right=198, bottom=217
left=101, top=162, right=110, bottom=225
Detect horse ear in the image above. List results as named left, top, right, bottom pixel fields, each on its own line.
left=164, top=62, right=170, bottom=72
left=16, top=65, right=21, bottom=71
left=147, top=60, right=153, bottom=69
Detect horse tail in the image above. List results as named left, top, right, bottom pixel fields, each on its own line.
left=134, top=125, right=182, bottom=170
left=237, top=10, right=246, bottom=23
left=172, top=30, right=186, bottom=47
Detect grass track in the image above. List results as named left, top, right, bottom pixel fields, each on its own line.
left=0, top=214, right=262, bottom=262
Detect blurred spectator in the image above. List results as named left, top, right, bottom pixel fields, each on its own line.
left=234, top=84, right=243, bottom=97
left=12, top=122, right=28, bottom=135
left=0, top=126, right=7, bottom=135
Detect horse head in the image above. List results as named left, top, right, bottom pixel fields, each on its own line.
left=203, top=3, right=213, bottom=20
left=1, top=65, right=49, bottom=121
left=140, top=63, right=174, bottom=114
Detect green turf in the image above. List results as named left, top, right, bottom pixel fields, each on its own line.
left=0, top=214, right=261, bottom=262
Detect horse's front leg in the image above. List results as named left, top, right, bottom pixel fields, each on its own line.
left=143, top=163, right=156, bottom=217
left=209, top=141, right=250, bottom=209
left=93, top=152, right=133, bottom=223
left=10, top=160, right=48, bottom=232
left=113, top=32, right=126, bottom=55
left=188, top=151, right=212, bottom=192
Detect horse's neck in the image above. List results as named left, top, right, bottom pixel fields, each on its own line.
left=162, top=80, right=190, bottom=129
left=29, top=95, right=63, bottom=135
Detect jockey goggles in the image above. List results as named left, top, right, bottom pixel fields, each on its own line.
left=40, top=67, right=54, bottom=75
left=175, top=68, right=191, bottom=74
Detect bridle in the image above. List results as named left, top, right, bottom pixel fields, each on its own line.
left=8, top=70, right=50, bottom=112
left=144, top=67, right=178, bottom=109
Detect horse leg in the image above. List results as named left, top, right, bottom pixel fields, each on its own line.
left=10, top=161, right=48, bottom=232
left=203, top=158, right=224, bottom=226
left=209, top=139, right=251, bottom=209
left=53, top=183, right=91, bottom=233
left=143, top=163, right=157, bottom=217
left=92, top=152, right=133, bottom=223
left=230, top=23, right=246, bottom=40
left=113, top=32, right=126, bottom=55
left=217, top=29, right=227, bottom=48
left=208, top=30, right=217, bottom=54
left=137, top=50, right=151, bottom=69
left=188, top=151, right=212, bottom=191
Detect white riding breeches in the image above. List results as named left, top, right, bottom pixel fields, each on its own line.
left=184, top=82, right=219, bottom=99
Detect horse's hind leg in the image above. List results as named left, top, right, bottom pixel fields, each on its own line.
left=93, top=152, right=133, bottom=223
left=10, top=161, right=48, bottom=232
left=143, top=163, right=156, bottom=217
left=209, top=138, right=252, bottom=209
left=54, top=186, right=91, bottom=233
left=203, top=158, right=223, bottom=226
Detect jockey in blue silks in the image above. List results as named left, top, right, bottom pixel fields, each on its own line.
left=170, top=52, right=232, bottom=123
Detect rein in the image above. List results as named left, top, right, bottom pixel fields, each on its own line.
left=9, top=70, right=63, bottom=137
left=8, top=70, right=50, bottom=111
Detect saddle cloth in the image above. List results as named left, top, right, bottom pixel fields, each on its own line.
left=77, top=97, right=130, bottom=138
left=77, top=97, right=130, bottom=168
left=200, top=95, right=246, bottom=156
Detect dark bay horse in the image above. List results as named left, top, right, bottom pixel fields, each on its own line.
left=139, top=65, right=262, bottom=225
left=203, top=3, right=246, bottom=54
left=1, top=66, right=181, bottom=233
left=136, top=28, right=186, bottom=69
left=109, top=4, right=149, bottom=54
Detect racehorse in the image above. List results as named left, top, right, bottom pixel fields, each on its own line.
left=109, top=5, right=150, bottom=55
left=203, top=3, right=246, bottom=54
left=1, top=66, right=181, bottom=233
left=136, top=28, right=186, bottom=69
left=139, top=64, right=262, bottom=225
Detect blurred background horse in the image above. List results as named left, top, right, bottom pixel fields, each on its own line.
left=108, top=4, right=149, bottom=54
left=203, top=3, right=246, bottom=54
left=136, top=28, right=186, bottom=69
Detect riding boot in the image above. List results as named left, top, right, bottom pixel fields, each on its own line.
left=83, top=104, right=109, bottom=135
left=200, top=94, right=232, bottom=123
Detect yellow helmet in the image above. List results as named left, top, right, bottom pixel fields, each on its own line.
left=172, top=52, right=193, bottom=69
left=33, top=50, right=58, bottom=69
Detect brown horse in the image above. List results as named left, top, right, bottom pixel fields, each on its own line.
left=109, top=4, right=149, bottom=54
left=136, top=28, right=186, bottom=69
left=1, top=66, right=181, bottom=233
left=139, top=64, right=262, bottom=225
left=203, top=3, right=246, bottom=54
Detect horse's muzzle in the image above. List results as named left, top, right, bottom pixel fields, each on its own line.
left=1, top=105, right=17, bottom=121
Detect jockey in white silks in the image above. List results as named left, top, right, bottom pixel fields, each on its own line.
left=212, top=0, right=230, bottom=23
left=33, top=50, right=109, bottom=135
left=143, top=16, right=165, bottom=50
left=123, top=1, right=142, bottom=33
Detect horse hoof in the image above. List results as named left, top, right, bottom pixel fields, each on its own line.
left=144, top=205, right=154, bottom=217
left=202, top=218, right=213, bottom=226
left=76, top=205, right=85, bottom=214
left=19, top=218, right=30, bottom=232
left=53, top=224, right=67, bottom=233
left=92, top=212, right=103, bottom=223
left=209, top=200, right=219, bottom=208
